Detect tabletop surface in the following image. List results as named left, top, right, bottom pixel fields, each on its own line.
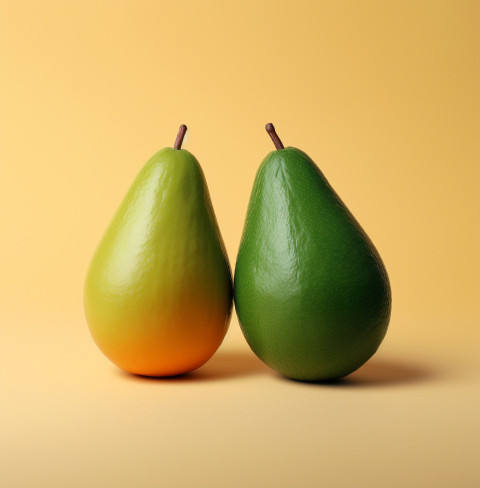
left=2, top=317, right=479, bottom=488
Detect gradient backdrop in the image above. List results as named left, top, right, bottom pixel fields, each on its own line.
left=1, top=1, right=479, bottom=487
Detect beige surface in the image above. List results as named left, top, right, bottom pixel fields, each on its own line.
left=2, top=318, right=479, bottom=488
left=1, top=1, right=479, bottom=487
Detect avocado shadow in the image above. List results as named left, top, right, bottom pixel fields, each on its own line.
left=284, top=355, right=438, bottom=388
left=117, top=350, right=269, bottom=383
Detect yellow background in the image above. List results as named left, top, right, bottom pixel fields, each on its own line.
left=1, top=1, right=479, bottom=487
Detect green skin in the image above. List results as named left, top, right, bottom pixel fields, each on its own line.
left=234, top=147, right=391, bottom=381
left=84, top=147, right=233, bottom=376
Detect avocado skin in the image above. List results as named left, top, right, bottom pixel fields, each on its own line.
left=234, top=148, right=391, bottom=381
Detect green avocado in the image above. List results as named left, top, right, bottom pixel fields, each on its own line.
left=234, top=124, right=391, bottom=381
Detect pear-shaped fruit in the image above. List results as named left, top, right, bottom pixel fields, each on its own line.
left=84, top=125, right=233, bottom=376
left=234, top=124, right=391, bottom=381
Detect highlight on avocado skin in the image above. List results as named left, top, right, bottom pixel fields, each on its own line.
left=84, top=125, right=233, bottom=377
left=234, top=123, right=391, bottom=382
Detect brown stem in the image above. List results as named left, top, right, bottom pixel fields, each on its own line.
left=265, top=123, right=284, bottom=150
left=174, top=124, right=187, bottom=149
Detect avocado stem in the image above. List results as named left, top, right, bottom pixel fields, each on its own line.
left=266, top=123, right=284, bottom=150
left=174, top=124, right=187, bottom=149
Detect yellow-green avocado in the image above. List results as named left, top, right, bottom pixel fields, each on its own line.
left=84, top=126, right=233, bottom=376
